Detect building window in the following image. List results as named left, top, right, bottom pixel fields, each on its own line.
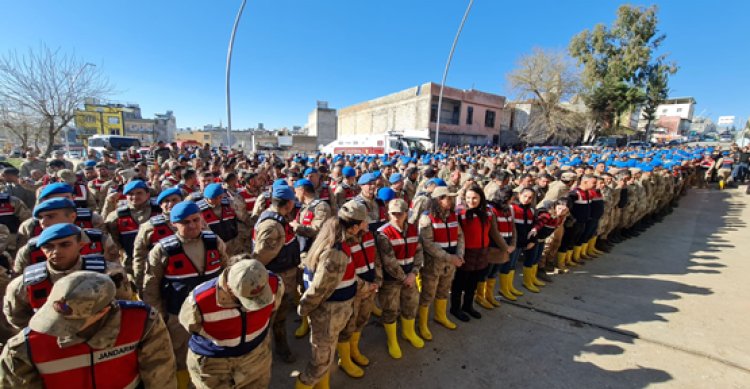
left=676, top=108, right=682, bottom=112
left=85, top=115, right=96, bottom=123
left=467, top=106, right=473, bottom=125
left=107, top=116, right=120, bottom=124
left=485, top=110, right=496, bottom=128
left=430, top=99, right=460, bottom=125
left=203, top=135, right=210, bottom=140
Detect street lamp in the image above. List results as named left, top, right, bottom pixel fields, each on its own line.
left=434, top=0, right=474, bottom=153
left=226, top=0, right=248, bottom=149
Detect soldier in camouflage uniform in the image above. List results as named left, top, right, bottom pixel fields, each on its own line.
left=0, top=271, right=177, bottom=388
left=376, top=199, right=425, bottom=359
left=295, top=201, right=366, bottom=389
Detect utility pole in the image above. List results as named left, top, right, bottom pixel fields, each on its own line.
left=226, top=0, right=248, bottom=149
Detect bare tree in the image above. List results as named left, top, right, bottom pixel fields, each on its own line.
left=0, top=102, right=44, bottom=152
left=507, top=48, right=584, bottom=144
left=0, top=45, right=113, bottom=157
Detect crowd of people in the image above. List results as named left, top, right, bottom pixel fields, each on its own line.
left=0, top=140, right=746, bottom=388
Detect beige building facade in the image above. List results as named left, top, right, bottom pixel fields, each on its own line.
left=338, top=82, right=511, bottom=146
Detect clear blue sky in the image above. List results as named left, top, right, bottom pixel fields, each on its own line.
left=1, top=0, right=747, bottom=130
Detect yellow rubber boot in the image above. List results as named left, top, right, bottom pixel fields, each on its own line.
left=294, top=316, right=310, bottom=338
left=719, top=179, right=725, bottom=190
left=499, top=274, right=517, bottom=301
left=590, top=237, right=603, bottom=256
left=485, top=278, right=501, bottom=307
left=176, top=370, right=190, bottom=389
left=531, top=264, right=546, bottom=287
left=573, top=246, right=583, bottom=262
left=337, top=342, right=364, bottom=378
left=371, top=304, right=382, bottom=318
left=416, top=273, right=422, bottom=292
left=350, top=331, right=369, bottom=366
left=579, top=243, right=590, bottom=259
left=296, top=378, right=314, bottom=389
left=565, top=250, right=577, bottom=267
left=418, top=305, right=433, bottom=340
left=384, top=322, right=402, bottom=359
left=556, top=252, right=568, bottom=272
left=522, top=267, right=540, bottom=293
left=474, top=281, right=494, bottom=309
left=313, top=369, right=330, bottom=389
left=508, top=270, right=524, bottom=296
left=401, top=317, right=425, bottom=349
left=433, top=299, right=457, bottom=330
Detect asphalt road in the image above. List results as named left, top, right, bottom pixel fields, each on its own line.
left=269, top=185, right=750, bottom=389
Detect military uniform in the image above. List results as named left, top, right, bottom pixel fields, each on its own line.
left=143, top=230, right=229, bottom=372
left=198, top=194, right=243, bottom=257
left=13, top=228, right=119, bottom=274
left=0, top=194, right=32, bottom=256
left=0, top=271, right=177, bottom=388
left=132, top=215, right=177, bottom=292
left=16, top=209, right=106, bottom=251
left=105, top=199, right=162, bottom=276
left=19, top=158, right=47, bottom=178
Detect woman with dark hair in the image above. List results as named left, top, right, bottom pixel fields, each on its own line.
left=453, top=185, right=508, bottom=321
left=484, top=187, right=516, bottom=303
left=295, top=200, right=368, bottom=388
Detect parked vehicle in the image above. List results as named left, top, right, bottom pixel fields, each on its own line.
left=594, top=136, right=627, bottom=148
left=321, top=131, right=431, bottom=156
left=87, top=135, right=142, bottom=159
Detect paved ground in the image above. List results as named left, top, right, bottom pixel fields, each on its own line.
left=270, top=186, right=750, bottom=389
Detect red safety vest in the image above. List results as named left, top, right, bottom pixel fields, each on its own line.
left=349, top=231, right=377, bottom=283
left=458, top=208, right=493, bottom=249
left=237, top=188, right=258, bottom=209
left=26, top=301, right=149, bottom=389
left=428, top=212, right=459, bottom=254
left=491, top=205, right=514, bottom=239
left=189, top=274, right=279, bottom=357
left=378, top=223, right=419, bottom=280
left=148, top=215, right=175, bottom=246
left=23, top=256, right=107, bottom=310
left=318, top=184, right=331, bottom=202
left=27, top=229, right=105, bottom=266
left=73, top=184, right=88, bottom=207
left=90, top=178, right=105, bottom=192
left=117, top=203, right=160, bottom=258
left=328, top=243, right=357, bottom=301
left=200, top=198, right=238, bottom=242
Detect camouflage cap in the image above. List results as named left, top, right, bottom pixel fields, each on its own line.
left=227, top=259, right=273, bottom=311
left=431, top=186, right=458, bottom=199
left=338, top=200, right=367, bottom=222
left=387, top=198, right=408, bottom=214
left=56, top=169, right=77, bottom=184
left=29, top=271, right=116, bottom=338
left=560, top=171, right=578, bottom=182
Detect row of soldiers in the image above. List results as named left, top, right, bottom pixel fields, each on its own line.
left=0, top=144, right=699, bottom=388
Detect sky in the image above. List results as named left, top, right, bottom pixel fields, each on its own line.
left=1, top=0, right=748, bottom=130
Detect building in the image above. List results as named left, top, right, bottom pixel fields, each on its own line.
left=638, top=97, right=696, bottom=135
left=337, top=82, right=511, bottom=146
left=306, top=101, right=337, bottom=146
left=74, top=99, right=176, bottom=143
left=689, top=117, right=716, bottom=135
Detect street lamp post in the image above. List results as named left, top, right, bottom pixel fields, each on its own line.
left=434, top=0, right=474, bottom=153
left=226, top=0, right=248, bottom=149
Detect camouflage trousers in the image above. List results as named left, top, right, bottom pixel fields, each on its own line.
left=338, top=283, right=375, bottom=342
left=379, top=280, right=419, bottom=324
left=187, top=336, right=272, bottom=389
left=167, top=313, right=190, bottom=370
left=419, top=259, right=456, bottom=307
left=272, top=267, right=298, bottom=344
left=542, top=225, right=564, bottom=264
left=299, top=300, right=353, bottom=386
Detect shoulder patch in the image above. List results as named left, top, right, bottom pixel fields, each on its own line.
left=150, top=214, right=167, bottom=226
left=22, top=262, right=49, bottom=286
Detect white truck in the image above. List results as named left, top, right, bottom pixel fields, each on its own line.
left=320, top=131, right=432, bottom=156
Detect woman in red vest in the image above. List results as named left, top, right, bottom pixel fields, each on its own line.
left=453, top=185, right=508, bottom=321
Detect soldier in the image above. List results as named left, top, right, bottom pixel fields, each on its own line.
left=55, top=169, right=97, bottom=210
left=485, top=187, right=515, bottom=303
left=0, top=271, right=178, bottom=388
left=304, top=167, right=334, bottom=208
left=332, top=166, right=358, bottom=210
left=143, top=201, right=229, bottom=388
left=132, top=187, right=183, bottom=292
left=0, top=167, right=35, bottom=209
left=105, top=180, right=162, bottom=276
left=295, top=201, right=364, bottom=389
left=408, top=178, right=444, bottom=225
left=14, top=198, right=119, bottom=274
left=289, top=178, right=332, bottom=338
left=198, top=183, right=242, bottom=256
left=88, top=162, right=111, bottom=211
left=417, top=186, right=465, bottom=339
left=389, top=173, right=411, bottom=204
left=179, top=258, right=283, bottom=388
left=0, top=190, right=32, bottom=258
left=403, top=167, right=419, bottom=201
left=375, top=199, right=424, bottom=359
left=3, top=223, right=133, bottom=331
left=252, top=183, right=300, bottom=363
left=235, top=170, right=262, bottom=246
left=18, top=151, right=47, bottom=179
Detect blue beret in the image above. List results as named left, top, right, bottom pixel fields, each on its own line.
left=170, top=201, right=201, bottom=222
left=319, top=158, right=327, bottom=165
left=389, top=173, right=403, bottom=184
left=382, top=160, right=393, bottom=167
left=204, top=183, right=225, bottom=199
left=303, top=168, right=318, bottom=177
left=33, top=198, right=77, bottom=218
left=273, top=185, right=296, bottom=201
left=428, top=178, right=447, bottom=187
left=358, top=173, right=376, bottom=185
left=38, top=183, right=73, bottom=200
left=333, top=155, right=343, bottom=163
left=84, top=160, right=97, bottom=167
left=342, top=166, right=356, bottom=178
left=372, top=170, right=382, bottom=179
left=36, top=223, right=81, bottom=248
left=295, top=178, right=313, bottom=188
left=377, top=187, right=396, bottom=202
left=156, top=188, right=183, bottom=204
left=272, top=179, right=289, bottom=188
left=123, top=180, right=148, bottom=195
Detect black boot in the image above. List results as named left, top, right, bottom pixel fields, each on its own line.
left=450, top=293, right=470, bottom=322
left=462, top=288, right=482, bottom=319
left=537, top=267, right=553, bottom=283
left=273, top=324, right=296, bottom=363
